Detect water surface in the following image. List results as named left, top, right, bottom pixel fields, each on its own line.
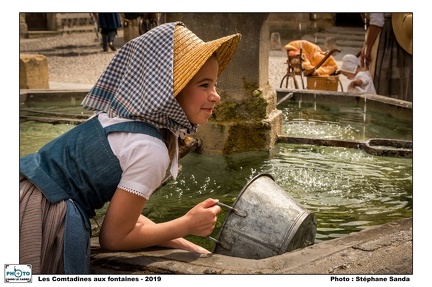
left=19, top=99, right=412, bottom=250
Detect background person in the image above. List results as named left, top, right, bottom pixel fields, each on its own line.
left=97, top=12, right=122, bottom=52
left=340, top=54, right=376, bottom=94
left=360, top=13, right=412, bottom=101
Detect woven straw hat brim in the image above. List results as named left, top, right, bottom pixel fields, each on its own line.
left=392, top=13, right=413, bottom=55
left=173, top=24, right=241, bottom=96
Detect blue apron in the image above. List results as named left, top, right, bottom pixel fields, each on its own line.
left=20, top=117, right=163, bottom=274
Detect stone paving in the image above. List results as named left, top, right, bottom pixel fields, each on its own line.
left=20, top=31, right=120, bottom=89
left=19, top=30, right=352, bottom=92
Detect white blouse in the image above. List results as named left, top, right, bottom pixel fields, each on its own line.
left=348, top=70, right=377, bottom=95
left=98, top=113, right=170, bottom=199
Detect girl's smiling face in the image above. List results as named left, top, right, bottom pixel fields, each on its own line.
left=176, top=57, right=220, bottom=125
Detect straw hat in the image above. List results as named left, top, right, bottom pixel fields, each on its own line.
left=392, top=13, right=413, bottom=55
left=340, top=54, right=359, bottom=74
left=173, top=23, right=241, bottom=96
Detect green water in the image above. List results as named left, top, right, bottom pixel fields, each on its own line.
left=148, top=146, right=412, bottom=249
left=279, top=100, right=412, bottom=141
left=19, top=100, right=413, bottom=251
left=20, top=120, right=74, bottom=157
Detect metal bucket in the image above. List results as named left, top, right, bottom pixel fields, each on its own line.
left=212, top=173, right=317, bottom=259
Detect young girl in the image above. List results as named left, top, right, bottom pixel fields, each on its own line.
left=19, top=21, right=241, bottom=274
left=340, top=54, right=376, bottom=94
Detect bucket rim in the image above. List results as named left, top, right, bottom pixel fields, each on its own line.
left=279, top=209, right=316, bottom=253
left=233, top=173, right=275, bottom=208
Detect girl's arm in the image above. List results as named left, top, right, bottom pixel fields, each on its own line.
left=348, top=78, right=363, bottom=90
left=136, top=215, right=210, bottom=253
left=99, top=188, right=220, bottom=253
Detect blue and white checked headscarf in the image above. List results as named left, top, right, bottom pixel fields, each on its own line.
left=81, top=21, right=197, bottom=135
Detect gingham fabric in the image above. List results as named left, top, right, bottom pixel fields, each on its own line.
left=81, top=21, right=197, bottom=135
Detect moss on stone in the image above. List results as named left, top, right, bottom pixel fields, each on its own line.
left=213, top=95, right=268, bottom=122
left=211, top=77, right=270, bottom=122
left=223, top=123, right=268, bottom=154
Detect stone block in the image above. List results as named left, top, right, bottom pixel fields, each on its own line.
left=19, top=53, right=49, bottom=89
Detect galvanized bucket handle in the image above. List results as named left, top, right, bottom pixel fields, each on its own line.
left=207, top=201, right=248, bottom=251
left=215, top=201, right=247, bottom=218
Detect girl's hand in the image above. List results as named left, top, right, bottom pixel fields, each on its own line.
left=183, top=198, right=221, bottom=237
left=349, top=79, right=362, bottom=90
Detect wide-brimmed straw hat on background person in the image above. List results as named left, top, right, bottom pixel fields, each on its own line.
left=173, top=23, right=241, bottom=96
left=392, top=13, right=413, bottom=55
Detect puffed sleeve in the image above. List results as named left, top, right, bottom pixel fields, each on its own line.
left=114, top=133, right=170, bottom=199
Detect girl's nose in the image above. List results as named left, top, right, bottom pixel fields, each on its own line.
left=209, top=89, right=221, bottom=103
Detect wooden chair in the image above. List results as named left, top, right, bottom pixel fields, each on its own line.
left=279, top=49, right=305, bottom=89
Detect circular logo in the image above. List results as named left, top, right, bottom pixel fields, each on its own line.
left=14, top=268, right=22, bottom=278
